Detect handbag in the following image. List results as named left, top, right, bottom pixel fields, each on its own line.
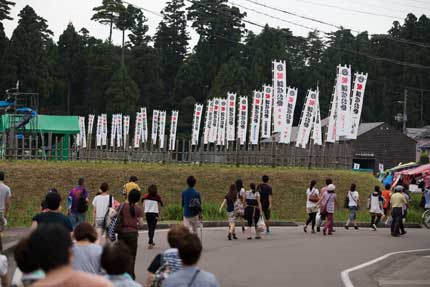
left=106, top=203, right=124, bottom=242
left=321, top=194, right=332, bottom=216
left=234, top=199, right=244, bottom=217
left=309, top=188, right=319, bottom=203
left=256, top=215, right=266, bottom=233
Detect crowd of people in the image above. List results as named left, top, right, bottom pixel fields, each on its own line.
left=0, top=169, right=428, bottom=287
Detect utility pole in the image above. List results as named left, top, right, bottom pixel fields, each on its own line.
left=403, top=89, right=408, bottom=133
left=421, top=90, right=424, bottom=124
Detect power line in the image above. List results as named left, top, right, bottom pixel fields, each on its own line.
left=364, top=0, right=430, bottom=12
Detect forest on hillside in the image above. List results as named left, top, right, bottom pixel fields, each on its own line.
left=0, top=0, right=429, bottom=136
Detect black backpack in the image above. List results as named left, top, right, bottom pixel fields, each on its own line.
left=189, top=197, right=202, bottom=214
left=77, top=191, right=88, bottom=213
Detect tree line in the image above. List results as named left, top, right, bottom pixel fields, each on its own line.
left=0, top=0, right=429, bottom=137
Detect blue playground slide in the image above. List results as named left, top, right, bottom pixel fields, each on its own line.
left=0, top=100, right=14, bottom=108
left=15, top=107, right=38, bottom=129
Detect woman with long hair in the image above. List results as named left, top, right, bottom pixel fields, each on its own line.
left=235, top=179, right=246, bottom=233
left=368, top=186, right=384, bottom=231
left=304, top=180, right=319, bottom=233
left=118, top=189, right=144, bottom=279
left=142, top=184, right=163, bottom=249
left=244, top=183, right=263, bottom=240
left=219, top=184, right=238, bottom=240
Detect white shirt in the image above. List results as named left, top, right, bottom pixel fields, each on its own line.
left=92, top=194, right=113, bottom=220
left=0, top=182, right=11, bottom=213
left=306, top=188, right=319, bottom=208
left=144, top=200, right=160, bottom=213
left=348, top=191, right=359, bottom=207
left=369, top=193, right=383, bottom=214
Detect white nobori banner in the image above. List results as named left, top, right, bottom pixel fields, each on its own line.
left=192, top=104, right=204, bottom=146
left=203, top=100, right=213, bottom=145
left=169, top=110, right=179, bottom=151
left=279, top=87, right=297, bottom=144
left=159, top=111, right=166, bottom=149
left=151, top=110, right=159, bottom=145
left=102, top=114, right=107, bottom=146
left=347, top=73, right=368, bottom=140
left=140, top=107, right=148, bottom=143
left=326, top=83, right=338, bottom=143
left=226, top=93, right=236, bottom=142
left=78, top=116, right=87, bottom=148
left=134, top=112, right=143, bottom=148
left=296, top=90, right=318, bottom=148
left=88, top=114, right=95, bottom=137
left=261, top=85, right=273, bottom=139
left=96, top=116, right=102, bottom=147
left=217, top=99, right=227, bottom=146
left=210, top=98, right=220, bottom=143
left=123, top=115, right=130, bottom=147
left=249, top=91, right=263, bottom=145
left=110, top=114, right=117, bottom=148
left=116, top=114, right=123, bottom=148
left=272, top=60, right=287, bottom=132
left=312, top=90, right=323, bottom=146
left=336, top=65, right=352, bottom=137
left=237, top=96, right=248, bottom=145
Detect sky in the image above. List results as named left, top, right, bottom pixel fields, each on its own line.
left=3, top=0, right=430, bottom=47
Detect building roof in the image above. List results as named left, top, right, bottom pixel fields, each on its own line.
left=356, top=122, right=385, bottom=136
left=0, top=114, right=80, bottom=134
left=407, top=126, right=430, bottom=139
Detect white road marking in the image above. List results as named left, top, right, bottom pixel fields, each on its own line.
left=340, top=249, right=430, bottom=287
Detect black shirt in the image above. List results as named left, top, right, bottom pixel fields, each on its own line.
left=259, top=183, right=272, bottom=208
left=32, top=211, right=73, bottom=231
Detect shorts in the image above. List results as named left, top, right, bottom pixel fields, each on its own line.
left=227, top=212, right=235, bottom=224
left=0, top=213, right=5, bottom=232
left=95, top=218, right=105, bottom=229
left=183, top=215, right=201, bottom=234
left=349, top=206, right=358, bottom=221
left=383, top=208, right=389, bottom=215
left=263, top=208, right=271, bottom=220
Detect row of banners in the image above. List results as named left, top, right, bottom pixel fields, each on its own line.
left=77, top=61, right=368, bottom=150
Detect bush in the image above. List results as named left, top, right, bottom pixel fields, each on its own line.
left=419, top=152, right=429, bottom=164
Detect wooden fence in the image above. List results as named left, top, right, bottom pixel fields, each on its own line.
left=0, top=132, right=353, bottom=169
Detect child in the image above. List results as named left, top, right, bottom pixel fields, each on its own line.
left=219, top=184, right=238, bottom=240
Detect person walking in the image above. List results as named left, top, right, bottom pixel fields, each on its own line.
left=424, top=186, right=430, bottom=210
left=316, top=178, right=332, bottom=232
left=319, top=184, right=337, bottom=236
left=235, top=179, right=246, bottom=233
left=259, top=175, right=273, bottom=234
left=122, top=176, right=141, bottom=201
left=117, top=189, right=144, bottom=279
left=0, top=171, right=11, bottom=252
left=345, top=183, right=359, bottom=230
left=400, top=187, right=409, bottom=234
left=219, top=184, right=238, bottom=240
left=72, top=222, right=103, bottom=274
left=162, top=233, right=220, bottom=287
left=304, top=180, right=319, bottom=234
left=182, top=176, right=202, bottom=234
left=142, top=184, right=163, bottom=249
left=244, top=183, right=263, bottom=240
left=92, top=183, right=114, bottom=242
left=68, top=178, right=89, bottom=228
left=32, top=192, right=73, bottom=232
left=390, top=185, right=408, bottom=237
left=368, top=186, right=384, bottom=231
left=382, top=184, right=392, bottom=225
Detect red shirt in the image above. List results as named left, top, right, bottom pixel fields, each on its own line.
left=119, top=203, right=143, bottom=233
left=382, top=190, right=392, bottom=209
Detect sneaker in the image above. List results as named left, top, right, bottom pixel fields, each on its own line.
left=323, top=230, right=327, bottom=236
left=228, top=233, right=232, bottom=240
left=233, top=234, right=238, bottom=240
left=316, top=226, right=320, bottom=232
left=303, top=226, right=307, bottom=233
left=401, top=230, right=407, bottom=235
left=247, top=237, right=252, bottom=240
left=344, top=225, right=349, bottom=230
left=372, top=224, right=377, bottom=231
left=354, top=226, right=359, bottom=230
left=242, top=226, right=245, bottom=233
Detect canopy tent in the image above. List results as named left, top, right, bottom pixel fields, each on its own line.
left=393, top=164, right=430, bottom=190
left=0, top=114, right=79, bottom=134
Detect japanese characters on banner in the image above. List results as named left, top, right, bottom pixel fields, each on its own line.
left=88, top=114, right=95, bottom=137
left=134, top=112, right=143, bottom=148
left=192, top=104, right=204, bottom=146
left=261, top=85, right=273, bottom=138
left=237, top=96, right=248, bottom=145
left=273, top=60, right=287, bottom=132
left=151, top=110, right=159, bottom=145
left=96, top=116, right=102, bottom=147
left=336, top=65, right=352, bottom=137
left=226, top=93, right=236, bottom=142
left=217, top=99, right=227, bottom=146
left=123, top=115, right=130, bottom=147
left=347, top=73, right=368, bottom=140
left=296, top=90, right=317, bottom=149
left=116, top=114, right=123, bottom=148
left=249, top=91, right=263, bottom=145
left=203, top=100, right=213, bottom=145
left=110, top=114, right=117, bottom=148
left=169, top=111, right=179, bottom=151
left=159, top=111, right=166, bottom=149
left=140, top=108, right=148, bottom=143
left=326, top=84, right=338, bottom=143
left=101, top=114, right=107, bottom=146
left=279, top=87, right=298, bottom=144
left=77, top=117, right=87, bottom=148
left=209, top=98, right=220, bottom=143
left=311, top=90, right=323, bottom=146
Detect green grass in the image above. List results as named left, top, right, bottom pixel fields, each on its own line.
left=0, top=160, right=425, bottom=226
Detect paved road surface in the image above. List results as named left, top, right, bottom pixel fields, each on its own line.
left=135, top=227, right=430, bottom=287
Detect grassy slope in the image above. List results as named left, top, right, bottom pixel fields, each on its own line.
left=0, top=161, right=423, bottom=227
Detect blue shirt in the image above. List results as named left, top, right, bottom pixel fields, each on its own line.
left=106, top=274, right=142, bottom=287
left=162, top=266, right=219, bottom=287
left=182, top=188, right=201, bottom=218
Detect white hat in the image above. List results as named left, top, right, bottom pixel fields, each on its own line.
left=327, top=184, right=336, bottom=191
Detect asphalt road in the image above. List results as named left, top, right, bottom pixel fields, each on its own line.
left=135, top=227, right=430, bottom=287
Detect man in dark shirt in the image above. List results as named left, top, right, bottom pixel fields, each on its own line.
left=259, top=175, right=273, bottom=234
left=182, top=176, right=202, bottom=234
left=32, top=192, right=73, bottom=232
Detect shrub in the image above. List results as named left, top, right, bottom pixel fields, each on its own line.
left=419, top=152, right=429, bottom=164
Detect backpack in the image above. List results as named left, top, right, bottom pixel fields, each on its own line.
left=76, top=189, right=88, bottom=213
left=150, top=257, right=173, bottom=287
left=189, top=197, right=202, bottom=214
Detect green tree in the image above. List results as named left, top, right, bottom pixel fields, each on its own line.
left=129, top=9, right=150, bottom=47
left=91, top=0, right=122, bottom=44
left=105, top=66, right=139, bottom=115
left=154, top=0, right=189, bottom=99
left=211, top=56, right=249, bottom=98
left=173, top=54, right=206, bottom=104
left=115, top=3, right=140, bottom=68
left=0, top=0, right=15, bottom=21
